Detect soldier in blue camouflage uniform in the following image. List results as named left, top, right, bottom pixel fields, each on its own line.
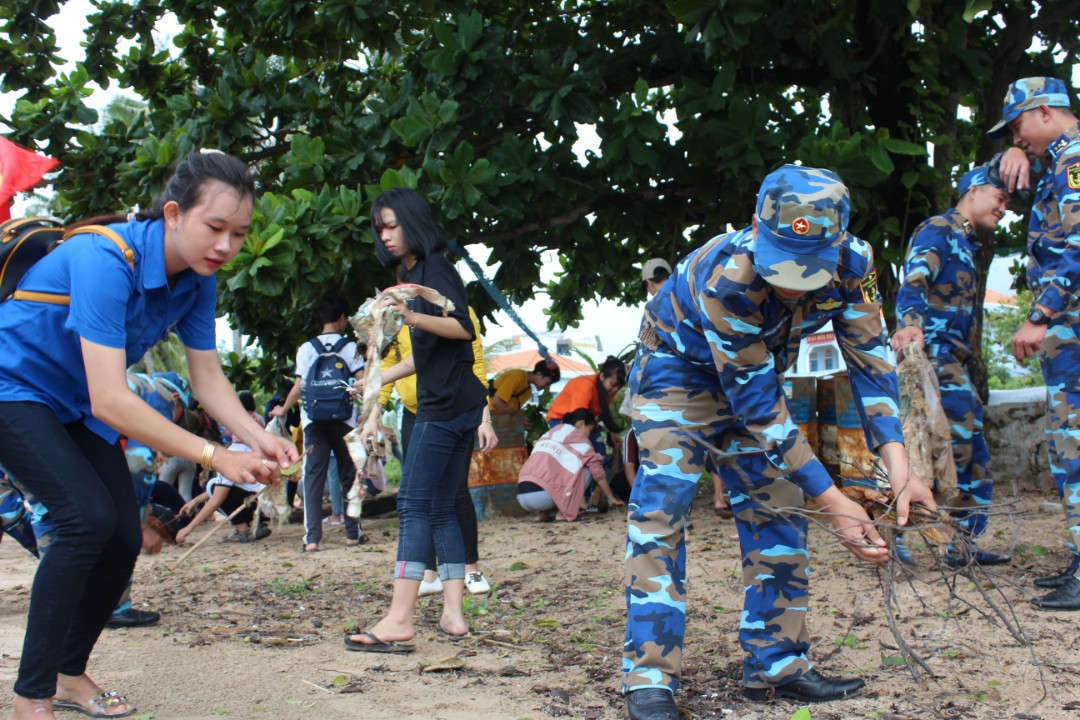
left=892, top=165, right=1012, bottom=567
left=622, top=165, right=937, bottom=720
left=988, top=77, right=1080, bottom=610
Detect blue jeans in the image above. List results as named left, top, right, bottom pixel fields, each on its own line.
left=395, top=405, right=482, bottom=581
left=0, top=402, right=141, bottom=699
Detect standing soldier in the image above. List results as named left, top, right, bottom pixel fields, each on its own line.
left=989, top=76, right=1080, bottom=611
left=891, top=164, right=1013, bottom=567
left=621, top=164, right=936, bottom=719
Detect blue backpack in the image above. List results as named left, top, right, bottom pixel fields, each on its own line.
left=301, top=336, right=355, bottom=422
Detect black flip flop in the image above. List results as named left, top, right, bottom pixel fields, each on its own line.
left=436, top=622, right=469, bottom=641
left=343, top=631, right=415, bottom=654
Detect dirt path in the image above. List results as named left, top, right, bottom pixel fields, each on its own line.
left=0, top=489, right=1078, bottom=719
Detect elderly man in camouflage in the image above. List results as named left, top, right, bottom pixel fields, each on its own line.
left=622, top=164, right=937, bottom=720
left=988, top=77, right=1080, bottom=611
left=891, top=165, right=1012, bottom=568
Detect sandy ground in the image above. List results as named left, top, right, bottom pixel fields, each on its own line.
left=0, top=486, right=1078, bottom=720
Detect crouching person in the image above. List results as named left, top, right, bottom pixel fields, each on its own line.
left=517, top=408, right=624, bottom=522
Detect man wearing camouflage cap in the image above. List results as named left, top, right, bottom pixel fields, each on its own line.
left=891, top=164, right=1013, bottom=568
left=621, top=164, right=936, bottom=718
left=987, top=76, right=1080, bottom=610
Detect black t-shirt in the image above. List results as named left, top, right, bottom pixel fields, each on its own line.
left=401, top=253, right=486, bottom=421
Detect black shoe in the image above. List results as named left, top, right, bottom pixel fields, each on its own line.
left=1034, top=555, right=1080, bottom=588
left=943, top=548, right=1011, bottom=568
left=105, top=608, right=160, bottom=629
left=743, top=669, right=865, bottom=703
left=1031, top=577, right=1080, bottom=611
left=626, top=688, right=678, bottom=720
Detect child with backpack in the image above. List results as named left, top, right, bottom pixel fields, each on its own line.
left=270, top=294, right=366, bottom=552
left=175, top=441, right=271, bottom=544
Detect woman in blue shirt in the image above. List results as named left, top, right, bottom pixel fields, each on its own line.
left=0, top=150, right=298, bottom=719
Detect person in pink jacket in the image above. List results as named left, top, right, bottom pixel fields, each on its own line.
left=516, top=408, right=625, bottom=522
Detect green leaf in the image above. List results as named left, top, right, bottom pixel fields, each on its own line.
left=790, top=708, right=812, bottom=720
left=881, top=137, right=927, bottom=156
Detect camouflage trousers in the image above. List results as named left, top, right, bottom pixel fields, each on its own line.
left=1040, top=315, right=1080, bottom=563
left=929, top=351, right=992, bottom=537
left=623, top=348, right=813, bottom=693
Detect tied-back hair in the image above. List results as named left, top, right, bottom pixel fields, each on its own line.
left=563, top=407, right=596, bottom=428
left=135, top=150, right=254, bottom=221
left=595, top=355, right=626, bottom=433
left=371, top=187, right=447, bottom=269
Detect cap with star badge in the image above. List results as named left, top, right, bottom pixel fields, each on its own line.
left=753, top=164, right=850, bottom=292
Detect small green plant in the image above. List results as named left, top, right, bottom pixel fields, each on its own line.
left=835, top=633, right=857, bottom=647
left=508, top=561, right=528, bottom=571
left=790, top=707, right=812, bottom=720
left=463, top=594, right=489, bottom=616
left=353, top=579, right=375, bottom=593
left=266, top=577, right=314, bottom=596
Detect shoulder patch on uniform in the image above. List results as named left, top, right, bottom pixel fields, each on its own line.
left=1068, top=162, right=1080, bottom=190
left=860, top=269, right=879, bottom=303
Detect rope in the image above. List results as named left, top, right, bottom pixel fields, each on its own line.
left=448, top=239, right=553, bottom=363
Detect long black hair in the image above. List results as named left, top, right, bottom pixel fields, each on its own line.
left=137, top=150, right=254, bottom=221
left=370, top=187, right=447, bottom=269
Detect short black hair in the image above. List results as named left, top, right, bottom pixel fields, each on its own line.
left=599, top=355, right=626, bottom=387
left=533, top=359, right=561, bottom=382
left=238, top=389, right=256, bottom=413
left=318, top=294, right=349, bottom=324
left=371, top=187, right=447, bottom=268
left=563, top=408, right=596, bottom=427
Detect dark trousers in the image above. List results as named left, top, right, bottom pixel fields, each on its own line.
left=0, top=402, right=140, bottom=699
left=401, top=409, right=480, bottom=568
left=302, top=420, right=360, bottom=545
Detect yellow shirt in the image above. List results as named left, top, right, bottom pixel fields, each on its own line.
left=488, top=368, right=531, bottom=412
left=378, top=306, right=485, bottom=414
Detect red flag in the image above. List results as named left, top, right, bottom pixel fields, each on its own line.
left=0, top=137, right=60, bottom=222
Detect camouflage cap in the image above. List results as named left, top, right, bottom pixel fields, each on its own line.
left=753, top=164, right=849, bottom=292
left=957, top=163, right=1007, bottom=196
left=987, top=77, right=1072, bottom=138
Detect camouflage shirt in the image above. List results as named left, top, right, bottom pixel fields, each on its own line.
left=896, top=208, right=980, bottom=358
left=643, top=227, right=903, bottom=496
left=1025, top=123, right=1080, bottom=313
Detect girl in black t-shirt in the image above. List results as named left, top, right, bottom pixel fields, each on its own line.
left=346, top=188, right=496, bottom=652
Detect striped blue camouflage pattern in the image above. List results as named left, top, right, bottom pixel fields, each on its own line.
left=1024, top=122, right=1080, bottom=569
left=988, top=77, right=1073, bottom=138
left=753, top=165, right=848, bottom=291
left=623, top=225, right=903, bottom=692
left=896, top=208, right=992, bottom=535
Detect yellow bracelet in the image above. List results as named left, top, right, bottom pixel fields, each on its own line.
left=199, top=442, right=217, bottom=471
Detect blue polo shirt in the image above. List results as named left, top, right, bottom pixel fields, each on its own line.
left=0, top=218, right=217, bottom=442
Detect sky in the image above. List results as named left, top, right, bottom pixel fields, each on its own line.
left=2, top=1, right=1028, bottom=365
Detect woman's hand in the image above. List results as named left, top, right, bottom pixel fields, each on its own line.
left=175, top=526, right=191, bottom=545
left=213, top=445, right=283, bottom=486
left=477, top=421, right=498, bottom=452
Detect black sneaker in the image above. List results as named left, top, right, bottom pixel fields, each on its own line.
left=106, top=608, right=161, bottom=629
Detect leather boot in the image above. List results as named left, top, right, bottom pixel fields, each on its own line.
left=743, top=669, right=865, bottom=703
left=1034, top=554, right=1080, bottom=588
left=626, top=688, right=678, bottom=720
left=1031, top=576, right=1080, bottom=611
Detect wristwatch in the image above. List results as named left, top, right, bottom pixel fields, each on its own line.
left=1027, top=307, right=1051, bottom=326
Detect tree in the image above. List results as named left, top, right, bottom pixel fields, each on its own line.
left=2, top=1, right=1077, bottom=386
